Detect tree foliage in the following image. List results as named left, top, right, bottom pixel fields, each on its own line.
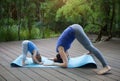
left=56, top=0, right=120, bottom=41
left=0, top=0, right=120, bottom=42
left=56, top=0, right=91, bottom=25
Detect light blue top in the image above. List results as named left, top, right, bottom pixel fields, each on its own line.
left=28, top=41, right=38, bottom=54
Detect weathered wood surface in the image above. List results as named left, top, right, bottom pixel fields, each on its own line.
left=0, top=35, right=120, bottom=81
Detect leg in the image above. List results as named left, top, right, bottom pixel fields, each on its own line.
left=71, top=24, right=111, bottom=74
left=22, top=40, right=29, bottom=62
left=71, top=24, right=107, bottom=67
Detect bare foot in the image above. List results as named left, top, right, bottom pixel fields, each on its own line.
left=97, top=66, right=111, bottom=75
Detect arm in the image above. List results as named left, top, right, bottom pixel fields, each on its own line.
left=22, top=53, right=27, bottom=66
left=22, top=59, right=25, bottom=66
left=48, top=57, right=56, bottom=61
left=32, top=50, right=43, bottom=64
left=22, top=40, right=28, bottom=66
left=55, top=46, right=68, bottom=67
left=46, top=46, right=68, bottom=67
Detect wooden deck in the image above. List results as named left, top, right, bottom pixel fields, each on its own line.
left=0, top=35, right=120, bottom=81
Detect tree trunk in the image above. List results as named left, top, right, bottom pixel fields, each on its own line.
left=105, top=1, right=115, bottom=41
left=18, top=1, right=21, bottom=40
left=28, top=20, right=32, bottom=39
left=6, top=2, right=10, bottom=41
left=95, top=27, right=102, bottom=42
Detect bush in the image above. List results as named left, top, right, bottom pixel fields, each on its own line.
left=0, top=24, right=59, bottom=42
left=0, top=25, right=18, bottom=42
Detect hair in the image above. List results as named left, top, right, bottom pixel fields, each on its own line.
left=33, top=54, right=41, bottom=64
left=36, top=54, right=41, bottom=62
left=54, top=54, right=63, bottom=63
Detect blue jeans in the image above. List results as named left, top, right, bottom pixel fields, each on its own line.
left=71, top=24, right=108, bottom=67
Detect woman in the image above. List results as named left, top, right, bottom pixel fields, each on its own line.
left=22, top=40, right=42, bottom=66
left=46, top=24, right=111, bottom=75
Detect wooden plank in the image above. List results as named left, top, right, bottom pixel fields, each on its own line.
left=41, top=68, right=73, bottom=81
left=0, top=45, right=18, bottom=61
left=52, top=68, right=88, bottom=81
left=0, top=40, right=60, bottom=81
left=0, top=51, right=49, bottom=81
left=31, top=68, right=62, bottom=81
left=66, top=68, right=103, bottom=81
left=0, top=55, right=34, bottom=81
left=0, top=51, right=42, bottom=81
left=0, top=74, right=7, bottom=81
left=0, top=65, right=20, bottom=81
left=95, top=63, right=120, bottom=81
left=105, top=74, right=120, bottom=81
left=18, top=68, right=48, bottom=81
left=77, top=68, right=116, bottom=81
left=0, top=37, right=120, bottom=81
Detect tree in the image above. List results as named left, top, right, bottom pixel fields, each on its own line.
left=0, top=0, right=119, bottom=42
left=56, top=0, right=91, bottom=26
left=55, top=0, right=120, bottom=42
left=87, top=0, right=117, bottom=42
left=41, top=0, right=66, bottom=32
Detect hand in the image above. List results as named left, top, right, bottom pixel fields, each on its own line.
left=22, top=64, right=25, bottom=66
left=48, top=58, right=54, bottom=61
left=39, top=62, right=43, bottom=65
left=43, top=63, right=54, bottom=66
left=22, top=61, right=26, bottom=66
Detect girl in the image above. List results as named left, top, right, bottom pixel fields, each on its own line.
left=22, top=40, right=42, bottom=66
